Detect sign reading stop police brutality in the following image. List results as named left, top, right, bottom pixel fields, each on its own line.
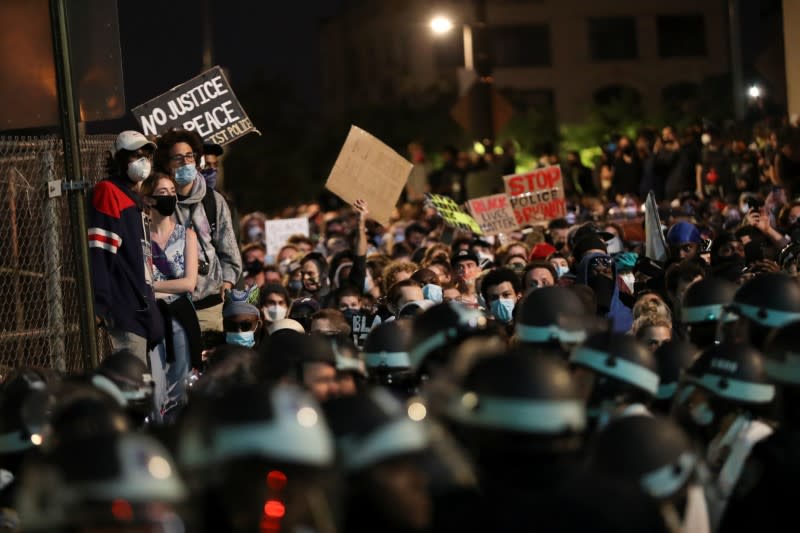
left=503, top=166, right=566, bottom=225
left=132, top=66, right=258, bottom=146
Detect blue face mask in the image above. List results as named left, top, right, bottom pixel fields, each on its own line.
left=200, top=168, right=217, bottom=190
left=555, top=265, right=570, bottom=278
left=174, top=164, right=197, bottom=186
left=422, top=283, right=443, bottom=303
left=288, top=280, right=303, bottom=293
left=490, top=298, right=515, bottom=324
left=226, top=330, right=255, bottom=348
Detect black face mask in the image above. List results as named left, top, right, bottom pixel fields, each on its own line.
left=244, top=260, right=264, bottom=275
left=150, top=195, right=177, bottom=217
left=621, top=144, right=634, bottom=156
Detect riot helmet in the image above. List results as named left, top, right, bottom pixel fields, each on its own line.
left=569, top=333, right=659, bottom=427
left=364, top=320, right=417, bottom=395
left=94, top=349, right=155, bottom=425
left=176, top=383, right=335, bottom=533
left=681, top=277, right=737, bottom=349
left=409, top=301, right=491, bottom=381
left=673, top=342, right=775, bottom=442
left=651, top=340, right=699, bottom=414
left=515, top=286, right=591, bottom=355
left=17, top=432, right=187, bottom=532
left=324, top=388, right=432, bottom=532
left=591, top=416, right=695, bottom=500
left=732, top=273, right=800, bottom=348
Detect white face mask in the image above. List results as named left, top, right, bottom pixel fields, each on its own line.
left=127, top=157, right=151, bottom=182
left=263, top=304, right=287, bottom=322
left=606, top=236, right=623, bottom=254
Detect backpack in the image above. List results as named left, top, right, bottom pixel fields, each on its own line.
left=202, top=187, right=217, bottom=239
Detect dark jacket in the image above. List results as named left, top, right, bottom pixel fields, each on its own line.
left=88, top=177, right=164, bottom=348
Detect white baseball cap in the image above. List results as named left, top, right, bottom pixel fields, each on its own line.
left=114, top=130, right=157, bottom=153
left=267, top=318, right=306, bottom=335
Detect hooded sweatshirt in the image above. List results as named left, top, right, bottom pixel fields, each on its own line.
left=175, top=172, right=241, bottom=304
left=575, top=252, right=633, bottom=333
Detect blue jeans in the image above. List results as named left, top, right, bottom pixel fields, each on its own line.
left=160, top=318, right=190, bottom=422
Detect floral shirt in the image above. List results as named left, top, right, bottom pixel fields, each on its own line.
left=152, top=224, right=188, bottom=303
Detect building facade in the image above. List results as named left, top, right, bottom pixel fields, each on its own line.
left=320, top=0, right=730, bottom=124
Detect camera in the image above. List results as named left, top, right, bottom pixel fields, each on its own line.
left=198, top=260, right=210, bottom=276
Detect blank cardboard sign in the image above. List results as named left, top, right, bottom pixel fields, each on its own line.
left=325, top=125, right=412, bottom=226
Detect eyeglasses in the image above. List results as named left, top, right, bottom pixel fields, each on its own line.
left=224, top=320, right=257, bottom=332
left=169, top=152, right=197, bottom=163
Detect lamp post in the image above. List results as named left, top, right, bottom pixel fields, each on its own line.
left=430, top=0, right=494, bottom=147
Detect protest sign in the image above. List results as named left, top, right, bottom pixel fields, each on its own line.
left=467, top=194, right=519, bottom=235
left=426, top=194, right=483, bottom=234
left=265, top=217, right=310, bottom=257
left=132, top=66, right=258, bottom=145
left=503, top=166, right=566, bottom=225
left=325, top=126, right=412, bottom=227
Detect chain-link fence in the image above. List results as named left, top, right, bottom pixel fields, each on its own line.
left=0, top=135, right=115, bottom=374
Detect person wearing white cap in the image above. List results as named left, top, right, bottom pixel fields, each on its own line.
left=88, top=131, right=166, bottom=374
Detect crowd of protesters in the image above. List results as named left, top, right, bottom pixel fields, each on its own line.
left=2, top=116, right=800, bottom=532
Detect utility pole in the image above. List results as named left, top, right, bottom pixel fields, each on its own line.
left=470, top=0, right=494, bottom=147
left=49, top=0, right=98, bottom=368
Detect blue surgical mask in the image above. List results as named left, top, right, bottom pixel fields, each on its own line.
left=200, top=168, right=217, bottom=190
left=174, top=164, right=197, bottom=186
left=555, top=265, right=570, bottom=278
left=226, top=330, right=255, bottom=348
left=422, top=283, right=443, bottom=303
left=288, top=280, right=303, bottom=293
left=490, top=298, right=515, bottom=324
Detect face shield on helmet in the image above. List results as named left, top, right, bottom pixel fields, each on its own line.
left=569, top=333, right=659, bottom=429
left=16, top=433, right=188, bottom=533
left=175, top=383, right=337, bottom=533
left=718, top=273, right=800, bottom=349
left=671, top=342, right=775, bottom=447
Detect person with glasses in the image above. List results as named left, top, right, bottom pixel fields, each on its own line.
left=88, top=130, right=164, bottom=379
left=155, top=129, right=242, bottom=338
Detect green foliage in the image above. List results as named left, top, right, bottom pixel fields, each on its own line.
left=499, top=107, right=559, bottom=156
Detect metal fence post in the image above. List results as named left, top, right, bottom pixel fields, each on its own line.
left=50, top=0, right=98, bottom=368
left=41, top=150, right=67, bottom=373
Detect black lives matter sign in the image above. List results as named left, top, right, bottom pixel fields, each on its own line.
left=132, top=66, right=257, bottom=146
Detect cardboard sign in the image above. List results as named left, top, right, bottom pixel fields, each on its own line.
left=426, top=194, right=483, bottom=234
left=467, top=194, right=519, bottom=235
left=325, top=126, right=413, bottom=226
left=265, top=217, right=310, bottom=257
left=132, top=66, right=258, bottom=145
left=503, top=166, right=566, bottom=225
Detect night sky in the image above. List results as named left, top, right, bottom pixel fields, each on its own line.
left=90, top=0, right=342, bottom=133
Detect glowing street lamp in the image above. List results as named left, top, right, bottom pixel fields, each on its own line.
left=430, top=15, right=454, bottom=35
left=748, top=85, right=762, bottom=99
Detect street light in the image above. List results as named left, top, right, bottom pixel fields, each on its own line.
left=428, top=4, right=493, bottom=145
left=748, top=84, right=762, bottom=99
left=430, top=15, right=454, bottom=35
